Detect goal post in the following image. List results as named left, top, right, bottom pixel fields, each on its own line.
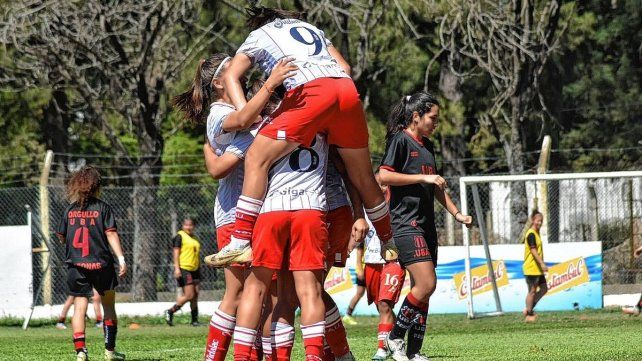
left=459, top=170, right=642, bottom=319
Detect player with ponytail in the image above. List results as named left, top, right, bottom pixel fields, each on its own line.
left=172, top=53, right=293, bottom=361
left=379, top=92, right=473, bottom=361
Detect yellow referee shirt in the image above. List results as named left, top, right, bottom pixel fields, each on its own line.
left=172, top=230, right=201, bottom=271
left=522, top=228, right=543, bottom=276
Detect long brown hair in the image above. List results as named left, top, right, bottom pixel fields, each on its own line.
left=66, top=166, right=101, bottom=208
left=246, top=5, right=304, bottom=30
left=172, top=53, right=231, bottom=124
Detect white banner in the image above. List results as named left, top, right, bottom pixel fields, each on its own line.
left=0, top=225, right=33, bottom=316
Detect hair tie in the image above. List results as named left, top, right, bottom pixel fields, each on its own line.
left=405, top=95, right=411, bottom=101
left=213, top=56, right=232, bottom=78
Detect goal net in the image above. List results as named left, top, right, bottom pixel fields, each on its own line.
left=458, top=171, right=642, bottom=319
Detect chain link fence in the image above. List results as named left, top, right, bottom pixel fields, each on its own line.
left=459, top=176, right=642, bottom=295
left=0, top=175, right=640, bottom=305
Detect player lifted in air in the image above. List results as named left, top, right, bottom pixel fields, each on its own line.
left=379, top=92, right=472, bottom=361
left=55, top=166, right=127, bottom=361
left=210, top=5, right=395, bottom=267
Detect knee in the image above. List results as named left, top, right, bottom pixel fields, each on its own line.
left=413, top=282, right=436, bottom=301
left=377, top=301, right=392, bottom=314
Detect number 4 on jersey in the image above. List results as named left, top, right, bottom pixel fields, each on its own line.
left=72, top=226, right=90, bottom=257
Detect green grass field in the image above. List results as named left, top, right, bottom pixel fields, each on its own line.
left=1, top=309, right=641, bottom=360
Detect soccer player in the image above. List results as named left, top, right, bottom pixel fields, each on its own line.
left=362, top=176, right=406, bottom=360
left=523, top=210, right=548, bottom=322
left=172, top=53, right=291, bottom=361
left=55, top=166, right=127, bottom=361
left=379, top=92, right=472, bottom=361
left=56, top=290, right=103, bottom=329
left=342, top=243, right=366, bottom=326
left=622, top=244, right=642, bottom=315
left=232, top=133, right=332, bottom=361
left=164, top=217, right=202, bottom=327
left=213, top=5, right=394, bottom=267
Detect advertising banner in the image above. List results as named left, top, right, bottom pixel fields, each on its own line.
left=325, top=241, right=602, bottom=315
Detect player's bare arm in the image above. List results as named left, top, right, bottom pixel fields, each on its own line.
left=379, top=168, right=445, bottom=188
left=529, top=247, right=548, bottom=273
left=106, top=231, right=127, bottom=278
left=203, top=142, right=243, bottom=180
left=434, top=188, right=473, bottom=228
left=327, top=45, right=351, bottom=76
left=330, top=146, right=368, bottom=243
left=222, top=56, right=296, bottom=132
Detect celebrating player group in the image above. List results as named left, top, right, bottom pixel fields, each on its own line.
left=57, top=5, right=472, bottom=361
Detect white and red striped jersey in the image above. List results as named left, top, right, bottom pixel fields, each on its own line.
left=207, top=102, right=257, bottom=227
left=363, top=218, right=385, bottom=265
left=261, top=134, right=328, bottom=213
left=325, top=161, right=350, bottom=211
left=236, top=19, right=350, bottom=91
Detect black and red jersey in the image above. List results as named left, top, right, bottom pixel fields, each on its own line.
left=380, top=130, right=438, bottom=239
left=56, top=197, right=117, bottom=269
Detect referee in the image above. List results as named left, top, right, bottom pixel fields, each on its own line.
left=165, top=217, right=202, bottom=326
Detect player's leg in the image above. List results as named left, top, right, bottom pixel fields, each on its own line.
left=92, top=289, right=103, bottom=327
left=256, top=276, right=278, bottom=361
left=532, top=277, right=548, bottom=310
left=293, top=270, right=326, bottom=360
left=375, top=262, right=405, bottom=360
left=233, top=266, right=274, bottom=360
left=166, top=281, right=195, bottom=325
left=387, top=261, right=435, bottom=361
left=329, top=78, right=393, bottom=244
left=272, top=270, right=298, bottom=361
left=525, top=277, right=538, bottom=318
left=205, top=224, right=247, bottom=360
left=71, top=296, right=89, bottom=358
left=56, top=295, right=75, bottom=329
left=322, top=291, right=352, bottom=360
left=190, top=281, right=200, bottom=326
left=344, top=280, right=365, bottom=325
left=98, top=267, right=124, bottom=361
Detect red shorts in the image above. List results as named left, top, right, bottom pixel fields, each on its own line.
left=216, top=224, right=246, bottom=268
left=259, top=77, right=369, bottom=149
left=252, top=210, right=328, bottom=271
left=364, top=262, right=405, bottom=305
left=326, top=206, right=353, bottom=268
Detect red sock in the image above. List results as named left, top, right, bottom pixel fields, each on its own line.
left=205, top=309, right=236, bottom=361
left=273, top=322, right=295, bottom=361
left=249, top=332, right=263, bottom=361
left=73, top=332, right=86, bottom=353
left=325, top=306, right=350, bottom=357
left=378, top=323, right=394, bottom=349
left=232, top=196, right=263, bottom=244
left=301, top=321, right=325, bottom=361
left=365, top=202, right=393, bottom=242
left=233, top=326, right=257, bottom=361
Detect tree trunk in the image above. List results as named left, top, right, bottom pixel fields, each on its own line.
left=130, top=160, right=161, bottom=301
left=43, top=90, right=71, bottom=184
left=438, top=59, right=467, bottom=178
left=508, top=95, right=529, bottom=243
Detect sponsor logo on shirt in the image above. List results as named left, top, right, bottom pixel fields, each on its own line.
left=410, top=151, right=419, bottom=157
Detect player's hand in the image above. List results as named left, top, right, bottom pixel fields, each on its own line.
left=266, top=57, right=298, bottom=90
left=634, top=246, right=642, bottom=258
left=173, top=268, right=181, bottom=279
left=351, top=218, right=369, bottom=245
left=423, top=175, right=447, bottom=191
left=118, top=263, right=127, bottom=278
left=347, top=236, right=360, bottom=254
left=455, top=212, right=473, bottom=229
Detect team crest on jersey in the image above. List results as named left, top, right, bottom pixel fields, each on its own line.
left=274, top=19, right=283, bottom=28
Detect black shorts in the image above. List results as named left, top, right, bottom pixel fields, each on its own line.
left=525, top=275, right=547, bottom=289
left=394, top=233, right=438, bottom=268
left=67, top=266, right=118, bottom=297
left=177, top=268, right=201, bottom=287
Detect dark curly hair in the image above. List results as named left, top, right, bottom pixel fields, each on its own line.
left=246, top=5, right=304, bottom=30
left=66, top=166, right=101, bottom=208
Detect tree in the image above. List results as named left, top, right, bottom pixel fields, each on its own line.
left=0, top=0, right=219, bottom=300
left=438, top=0, right=570, bottom=240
